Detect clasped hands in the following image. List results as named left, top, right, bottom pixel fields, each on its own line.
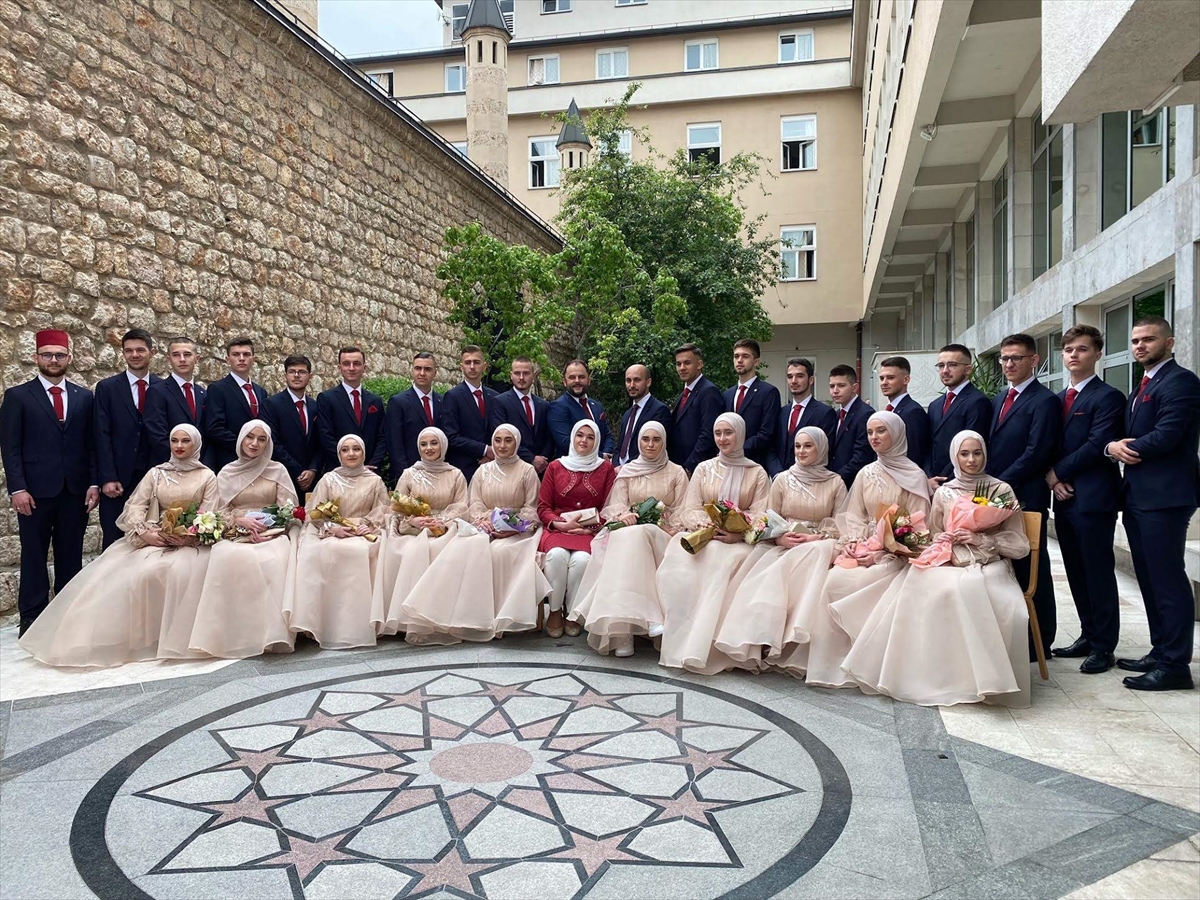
left=551, top=519, right=594, bottom=535
left=140, top=528, right=196, bottom=548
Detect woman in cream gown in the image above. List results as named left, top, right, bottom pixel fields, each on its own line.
left=657, top=413, right=772, bottom=675
left=372, top=427, right=468, bottom=639
left=400, top=424, right=547, bottom=643
left=189, top=420, right=297, bottom=658
left=287, top=434, right=389, bottom=649
left=809, top=411, right=933, bottom=688
left=842, top=430, right=1031, bottom=707
left=570, top=421, right=690, bottom=657
left=715, top=427, right=847, bottom=673
left=19, top=424, right=219, bottom=667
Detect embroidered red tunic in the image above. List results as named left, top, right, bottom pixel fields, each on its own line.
left=536, top=459, right=617, bottom=553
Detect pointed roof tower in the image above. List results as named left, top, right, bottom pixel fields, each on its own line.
left=462, top=0, right=511, bottom=36
left=556, top=99, right=592, bottom=151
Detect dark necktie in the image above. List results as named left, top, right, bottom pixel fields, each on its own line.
left=677, top=387, right=692, bottom=415
left=243, top=383, right=258, bottom=418
left=296, top=400, right=307, bottom=433
left=474, top=389, right=486, bottom=418
left=183, top=382, right=197, bottom=420
left=787, top=403, right=801, bottom=435
left=48, top=385, right=64, bottom=422
left=837, top=407, right=847, bottom=433
left=620, top=405, right=639, bottom=461
left=998, top=387, right=1018, bottom=422
left=352, top=388, right=362, bottom=425
left=941, top=391, right=954, bottom=415
left=579, top=397, right=593, bottom=420
left=1062, top=387, right=1078, bottom=421
left=523, top=395, right=534, bottom=426
left=735, top=384, right=747, bottom=413
left=136, top=378, right=147, bottom=413
left=422, top=395, right=433, bottom=426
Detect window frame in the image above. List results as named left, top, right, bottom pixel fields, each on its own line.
left=365, top=70, right=394, bottom=96
left=528, top=135, right=561, bottom=190
left=541, top=0, right=572, bottom=14
left=781, top=114, right=817, bottom=172
left=451, top=141, right=469, bottom=158
left=1031, top=108, right=1064, bottom=279
left=992, top=169, right=1008, bottom=306
left=615, top=0, right=647, bottom=5
left=444, top=63, right=466, bottom=94
left=683, top=38, right=719, bottom=72
left=450, top=2, right=468, bottom=40
left=778, top=28, right=815, bottom=63
left=686, top=121, right=722, bottom=166
left=780, top=226, right=817, bottom=282
left=618, top=130, right=633, bottom=157
left=527, top=53, right=560, bottom=86
left=595, top=47, right=629, bottom=80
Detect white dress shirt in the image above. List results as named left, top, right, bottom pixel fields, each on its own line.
left=37, top=374, right=68, bottom=420
left=126, top=369, right=149, bottom=407
left=619, top=395, right=649, bottom=464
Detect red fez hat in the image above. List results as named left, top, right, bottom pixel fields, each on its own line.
left=36, top=329, right=70, bottom=349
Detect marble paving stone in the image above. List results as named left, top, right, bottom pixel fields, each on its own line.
left=774, top=861, right=931, bottom=900
left=911, top=799, right=995, bottom=891
left=586, top=761, right=690, bottom=797
left=463, top=805, right=567, bottom=859
left=426, top=695, right=499, bottom=726
left=819, top=795, right=930, bottom=891
left=926, top=858, right=1086, bottom=899
left=975, top=806, right=1121, bottom=867
left=285, top=729, right=385, bottom=759
left=7, top=722, right=174, bottom=785
left=1028, top=815, right=1185, bottom=885
left=1129, top=801, right=1200, bottom=837
left=902, top=749, right=972, bottom=804
left=303, top=861, right=414, bottom=900
left=134, top=869, right=293, bottom=900
left=344, top=705, right=424, bottom=735
left=1151, top=837, right=1200, bottom=862
left=0, top=778, right=97, bottom=900
left=524, top=674, right=587, bottom=696
left=316, top=691, right=387, bottom=714
left=1, top=690, right=148, bottom=756
left=555, top=706, right=640, bottom=735
left=347, top=801, right=451, bottom=860
left=215, top=724, right=300, bottom=751
left=626, top=818, right=733, bottom=864
left=160, top=820, right=281, bottom=870
left=259, top=761, right=368, bottom=796
left=694, top=768, right=793, bottom=802
left=273, top=789, right=390, bottom=840
left=585, top=730, right=681, bottom=760
left=550, top=791, right=657, bottom=836
left=1062, top=858, right=1200, bottom=900
left=423, top=673, right=488, bottom=696
left=145, top=769, right=251, bottom=804
left=105, top=793, right=214, bottom=877
left=501, top=696, right=572, bottom=725
left=959, top=760, right=1115, bottom=814
left=478, top=861, right=583, bottom=900
left=613, top=692, right=680, bottom=716
left=894, top=703, right=952, bottom=751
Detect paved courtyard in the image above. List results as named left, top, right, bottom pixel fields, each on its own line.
left=1, top=541, right=1197, bottom=900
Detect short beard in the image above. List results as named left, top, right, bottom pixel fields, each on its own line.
left=567, top=384, right=587, bottom=398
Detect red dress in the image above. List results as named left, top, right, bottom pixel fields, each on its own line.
left=537, top=460, right=617, bottom=553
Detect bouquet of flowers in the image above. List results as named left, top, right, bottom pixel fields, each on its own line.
left=911, top=487, right=1020, bottom=568
left=158, top=503, right=225, bottom=545
left=390, top=491, right=446, bottom=537
left=604, top=497, right=666, bottom=531
left=490, top=507, right=534, bottom=534
left=310, top=498, right=378, bottom=542
left=231, top=500, right=306, bottom=542
left=189, top=509, right=227, bottom=545
left=743, top=510, right=831, bottom=545
left=833, top=503, right=931, bottom=568
left=680, top=500, right=752, bottom=554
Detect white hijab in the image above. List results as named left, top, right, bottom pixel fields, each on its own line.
left=216, top=420, right=297, bottom=506
left=558, top=419, right=603, bottom=473
left=332, top=434, right=370, bottom=479
left=491, top=423, right=523, bottom=468
left=945, top=429, right=1003, bottom=494
left=409, top=426, right=454, bottom=475
left=867, top=411, right=932, bottom=501
left=785, top=425, right=840, bottom=486
left=713, top=412, right=759, bottom=504
left=158, top=424, right=205, bottom=473
left=615, top=420, right=669, bottom=480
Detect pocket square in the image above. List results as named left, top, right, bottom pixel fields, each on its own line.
left=1141, top=394, right=1152, bottom=403
left=368, top=405, right=379, bottom=413
left=1072, top=411, right=1085, bottom=416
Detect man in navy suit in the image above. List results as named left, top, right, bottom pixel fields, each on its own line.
left=928, top=344, right=993, bottom=488
left=724, top=339, right=780, bottom=468
left=1045, top=326, right=1125, bottom=675
left=442, top=344, right=500, bottom=482
left=265, top=354, right=322, bottom=500
left=877, top=356, right=932, bottom=474
left=768, top=357, right=838, bottom=478
left=828, top=364, right=876, bottom=488
left=668, top=343, right=724, bottom=474
left=987, top=333, right=1061, bottom=657
left=94, top=329, right=162, bottom=548
left=548, top=359, right=614, bottom=459
left=144, top=336, right=207, bottom=465
left=203, top=336, right=271, bottom=472
left=1106, top=316, right=1200, bottom=692
left=385, top=351, right=443, bottom=483
left=0, top=330, right=100, bottom=634
left=490, top=356, right=553, bottom=474
left=614, top=364, right=672, bottom=466
left=315, top=346, right=386, bottom=472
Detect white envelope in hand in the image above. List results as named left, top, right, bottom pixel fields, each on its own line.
left=560, top=507, right=599, bottom=526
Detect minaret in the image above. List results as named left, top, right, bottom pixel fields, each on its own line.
left=556, top=98, right=592, bottom=173
left=461, top=0, right=511, bottom=187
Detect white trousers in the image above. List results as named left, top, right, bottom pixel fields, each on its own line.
left=543, top=548, right=590, bottom=612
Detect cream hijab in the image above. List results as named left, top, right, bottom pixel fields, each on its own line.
left=867, top=411, right=932, bottom=501
left=615, top=420, right=669, bottom=480
left=713, top=412, right=759, bottom=504
left=944, top=430, right=1002, bottom=494
left=409, top=426, right=454, bottom=475
left=491, top=423, right=523, bottom=468
left=558, top=419, right=603, bottom=473
left=216, top=420, right=297, bottom=506
left=786, top=426, right=840, bottom=485
left=158, top=424, right=205, bottom=473
left=332, top=434, right=370, bottom=479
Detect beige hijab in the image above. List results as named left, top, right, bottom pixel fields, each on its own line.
left=409, top=426, right=454, bottom=475
left=158, top=424, right=205, bottom=473
left=615, top=420, right=669, bottom=480
left=713, top=412, right=759, bottom=504
left=868, top=411, right=932, bottom=501
left=332, top=434, right=370, bottom=480
left=944, top=429, right=1004, bottom=494
left=786, top=426, right=840, bottom=485
left=216, top=419, right=297, bottom=506
left=491, top=423, right=523, bottom=468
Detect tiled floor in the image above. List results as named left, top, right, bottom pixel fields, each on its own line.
left=0, top=539, right=1197, bottom=900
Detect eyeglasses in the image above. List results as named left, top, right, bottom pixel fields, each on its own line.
left=37, top=352, right=69, bottom=362
left=934, top=362, right=966, bottom=370
left=285, top=368, right=310, bottom=377
left=998, top=355, right=1031, bottom=364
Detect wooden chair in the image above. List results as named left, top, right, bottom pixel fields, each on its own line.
left=1022, top=511, right=1049, bottom=681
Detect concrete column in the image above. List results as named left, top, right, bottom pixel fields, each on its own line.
left=952, top=221, right=968, bottom=336
left=976, top=183, right=995, bottom=318
left=922, top=273, right=936, bottom=350
left=1009, top=118, right=1034, bottom=294
left=935, top=251, right=950, bottom=348
left=1173, top=241, right=1197, bottom=373
left=1073, top=118, right=1100, bottom=250
left=1060, top=123, right=1077, bottom=258
left=1175, top=104, right=1197, bottom=182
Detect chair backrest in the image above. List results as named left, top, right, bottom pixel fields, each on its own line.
left=1022, top=511, right=1042, bottom=551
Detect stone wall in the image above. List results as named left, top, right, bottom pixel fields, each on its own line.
left=0, top=0, right=560, bottom=613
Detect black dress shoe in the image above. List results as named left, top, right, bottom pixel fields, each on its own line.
left=1123, top=668, right=1195, bottom=692
left=1116, top=655, right=1156, bottom=673
left=1080, top=652, right=1116, bottom=674
left=1052, top=637, right=1091, bottom=658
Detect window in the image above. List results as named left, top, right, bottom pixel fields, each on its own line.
left=500, top=0, right=514, bottom=30
left=618, top=130, right=633, bottom=157
left=527, top=55, right=560, bottom=85
left=687, top=122, right=721, bottom=165
left=965, top=216, right=976, bottom=328
left=1101, top=283, right=1173, bottom=391
left=542, top=0, right=571, bottom=12
left=779, top=30, right=814, bottom=63
left=529, top=136, right=560, bottom=188
left=781, top=115, right=816, bottom=170
left=596, top=47, right=628, bottom=79
left=616, top=0, right=646, bottom=5
left=1101, top=107, right=1175, bottom=230
left=365, top=70, right=393, bottom=96
left=1031, top=109, right=1063, bottom=278
left=992, top=170, right=1007, bottom=306
left=444, top=64, right=466, bottom=93
left=780, top=227, right=816, bottom=281
left=684, top=39, right=718, bottom=72
left=451, top=141, right=468, bottom=158
left=451, top=2, right=468, bottom=39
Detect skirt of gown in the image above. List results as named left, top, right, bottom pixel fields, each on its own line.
left=286, top=531, right=380, bottom=649
left=19, top=542, right=211, bottom=667
left=188, top=535, right=296, bottom=658
left=841, top=561, right=1031, bottom=707
left=570, top=524, right=671, bottom=654
left=370, top=524, right=459, bottom=639
left=401, top=530, right=547, bottom=644
left=657, top=538, right=758, bottom=675
left=715, top=539, right=837, bottom=672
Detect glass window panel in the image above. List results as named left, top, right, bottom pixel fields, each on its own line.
left=779, top=34, right=795, bottom=62
left=688, top=124, right=720, bottom=145
left=795, top=32, right=813, bottom=60
left=1032, top=148, right=1048, bottom=277
left=1049, top=131, right=1063, bottom=268
left=782, top=118, right=815, bottom=140
left=1103, top=362, right=1130, bottom=392
left=1105, top=305, right=1129, bottom=353
left=703, top=42, right=717, bottom=68
left=1101, top=111, right=1129, bottom=230
left=965, top=217, right=976, bottom=327
left=1131, top=108, right=1165, bottom=208
left=685, top=43, right=700, bottom=70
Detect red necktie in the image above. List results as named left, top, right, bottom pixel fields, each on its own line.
left=735, top=384, right=747, bottom=413
left=788, top=403, right=802, bottom=435
left=942, top=391, right=955, bottom=414
left=885, top=403, right=894, bottom=412
left=243, top=383, right=259, bottom=418
left=678, top=387, right=692, bottom=413
left=838, top=407, right=846, bottom=432
left=1133, top=374, right=1150, bottom=406
left=422, top=394, right=433, bottom=426
left=522, top=395, right=534, bottom=426
left=352, top=388, right=362, bottom=425
left=579, top=397, right=593, bottom=420
left=620, top=405, right=638, bottom=461
left=183, top=382, right=197, bottom=420
left=136, top=378, right=146, bottom=414
left=999, top=387, right=1018, bottom=422
left=1062, top=387, right=1078, bottom=421
left=296, top=399, right=307, bottom=433
left=474, top=389, right=486, bottom=418
left=48, top=385, right=64, bottom=422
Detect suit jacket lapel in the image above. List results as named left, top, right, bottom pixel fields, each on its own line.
left=29, top=379, right=61, bottom=428
left=118, top=375, right=139, bottom=421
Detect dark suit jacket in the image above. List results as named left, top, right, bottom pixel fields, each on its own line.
left=887, top=394, right=932, bottom=475
left=491, top=389, right=555, bottom=465
left=265, top=390, right=321, bottom=497
left=443, top=381, right=499, bottom=482
left=987, top=379, right=1061, bottom=513
left=831, top=397, right=876, bottom=488
left=1121, top=359, right=1200, bottom=511
left=668, top=376, right=724, bottom=473
left=385, top=388, right=443, bottom=481
left=548, top=394, right=614, bottom=458
left=94, top=372, right=162, bottom=487
left=144, top=376, right=207, bottom=465
left=928, top=382, right=992, bottom=477
left=614, top=396, right=673, bottom=464
left=768, top=398, right=838, bottom=478
left=1051, top=378, right=1124, bottom=516
left=0, top=378, right=96, bottom=497
left=315, top=384, right=385, bottom=472
left=724, top=379, right=781, bottom=468
left=204, top=374, right=271, bottom=471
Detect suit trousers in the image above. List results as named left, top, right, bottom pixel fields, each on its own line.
left=1124, top=506, right=1196, bottom=674
left=98, top=468, right=147, bottom=549
left=17, top=490, right=88, bottom=625
left=1010, top=509, right=1056, bottom=654
left=1054, top=507, right=1120, bottom=654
